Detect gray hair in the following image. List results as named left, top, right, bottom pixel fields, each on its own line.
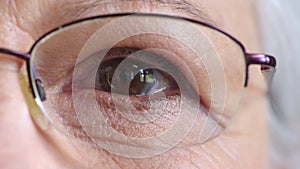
left=256, top=0, right=300, bottom=168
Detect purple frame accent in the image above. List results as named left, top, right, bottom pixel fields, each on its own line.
left=0, top=13, right=277, bottom=101
left=245, top=53, right=276, bottom=86
left=246, top=53, right=277, bottom=69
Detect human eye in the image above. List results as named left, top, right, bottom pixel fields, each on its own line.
left=74, top=47, right=180, bottom=98
left=31, top=14, right=246, bottom=157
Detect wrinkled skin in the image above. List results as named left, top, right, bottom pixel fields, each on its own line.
left=0, top=0, right=269, bottom=168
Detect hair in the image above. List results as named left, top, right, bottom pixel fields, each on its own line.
left=256, top=0, right=300, bottom=168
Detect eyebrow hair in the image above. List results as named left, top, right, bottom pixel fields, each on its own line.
left=63, top=0, right=214, bottom=24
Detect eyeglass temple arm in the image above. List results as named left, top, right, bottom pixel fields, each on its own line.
left=0, top=47, right=30, bottom=60
left=245, top=53, right=277, bottom=87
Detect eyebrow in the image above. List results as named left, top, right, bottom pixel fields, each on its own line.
left=62, top=0, right=214, bottom=24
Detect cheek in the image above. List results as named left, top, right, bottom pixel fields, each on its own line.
left=223, top=69, right=269, bottom=168
left=102, top=134, right=241, bottom=169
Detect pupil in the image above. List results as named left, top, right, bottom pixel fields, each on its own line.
left=128, top=69, right=158, bottom=96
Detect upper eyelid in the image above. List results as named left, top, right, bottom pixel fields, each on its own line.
left=75, top=45, right=206, bottom=94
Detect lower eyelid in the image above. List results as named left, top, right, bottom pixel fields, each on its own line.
left=49, top=87, right=188, bottom=140
left=43, top=63, right=213, bottom=150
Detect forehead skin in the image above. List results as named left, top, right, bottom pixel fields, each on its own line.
left=0, top=0, right=268, bottom=169
left=1, top=0, right=261, bottom=51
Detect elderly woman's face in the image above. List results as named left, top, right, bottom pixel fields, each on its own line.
left=0, top=0, right=268, bottom=168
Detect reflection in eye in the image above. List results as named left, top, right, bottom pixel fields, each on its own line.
left=96, top=56, right=180, bottom=97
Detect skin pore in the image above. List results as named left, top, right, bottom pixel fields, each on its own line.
left=0, top=0, right=268, bottom=169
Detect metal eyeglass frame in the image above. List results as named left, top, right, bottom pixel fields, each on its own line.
left=0, top=13, right=277, bottom=126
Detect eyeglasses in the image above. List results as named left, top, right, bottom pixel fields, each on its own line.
left=0, top=13, right=276, bottom=158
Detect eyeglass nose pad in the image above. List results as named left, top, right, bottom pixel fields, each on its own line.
left=35, top=79, right=46, bottom=101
